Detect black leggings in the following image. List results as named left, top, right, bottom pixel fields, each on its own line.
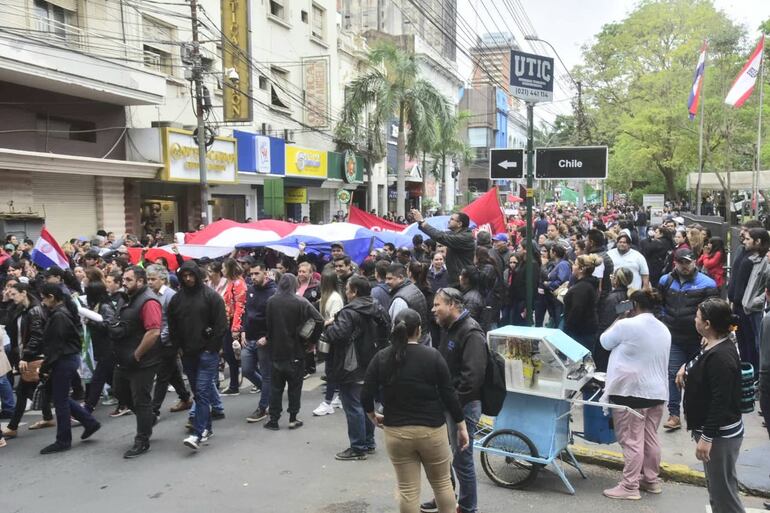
left=8, top=379, right=53, bottom=431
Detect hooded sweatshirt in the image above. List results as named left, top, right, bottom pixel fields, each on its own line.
left=266, top=273, right=324, bottom=362
left=244, top=279, right=277, bottom=340
left=167, top=261, right=228, bottom=357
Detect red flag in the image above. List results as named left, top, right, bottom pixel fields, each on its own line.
left=348, top=205, right=405, bottom=232
left=127, top=248, right=188, bottom=271
left=463, top=187, right=506, bottom=234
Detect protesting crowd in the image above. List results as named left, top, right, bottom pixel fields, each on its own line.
left=0, top=199, right=767, bottom=513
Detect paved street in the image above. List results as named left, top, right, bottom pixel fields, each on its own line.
left=2, top=375, right=767, bottom=513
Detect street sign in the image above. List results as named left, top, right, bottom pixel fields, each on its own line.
left=535, top=146, right=608, bottom=179
left=510, top=50, right=554, bottom=103
left=489, top=148, right=524, bottom=179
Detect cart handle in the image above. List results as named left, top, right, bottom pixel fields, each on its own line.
left=571, top=398, right=645, bottom=419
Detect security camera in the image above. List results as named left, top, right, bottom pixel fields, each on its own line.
left=225, top=67, right=240, bottom=84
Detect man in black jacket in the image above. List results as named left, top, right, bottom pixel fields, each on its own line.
left=112, top=266, right=163, bottom=458
left=386, top=263, right=431, bottom=346
left=243, top=262, right=276, bottom=423
left=168, top=261, right=228, bottom=450
left=427, top=287, right=486, bottom=513
left=412, top=209, right=475, bottom=287
left=586, top=229, right=614, bottom=304
left=324, top=276, right=390, bottom=461
left=658, top=249, right=719, bottom=431
left=263, top=273, right=323, bottom=431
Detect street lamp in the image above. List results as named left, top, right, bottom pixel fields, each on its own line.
left=523, top=35, right=579, bottom=88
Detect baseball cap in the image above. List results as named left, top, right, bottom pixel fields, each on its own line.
left=673, top=248, right=695, bottom=263
left=330, top=241, right=344, bottom=249
left=494, top=233, right=509, bottom=242
left=237, top=255, right=256, bottom=266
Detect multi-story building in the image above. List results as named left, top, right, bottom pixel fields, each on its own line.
left=0, top=0, right=390, bottom=242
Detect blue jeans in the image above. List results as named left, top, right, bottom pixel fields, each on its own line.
left=339, top=382, right=375, bottom=452
left=182, top=351, right=220, bottom=438
left=50, top=353, right=98, bottom=446
left=0, top=373, right=16, bottom=415
left=668, top=344, right=700, bottom=417
left=257, top=345, right=271, bottom=410
left=242, top=340, right=263, bottom=390
left=446, top=400, right=481, bottom=513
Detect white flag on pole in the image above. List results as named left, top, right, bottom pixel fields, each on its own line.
left=725, top=35, right=765, bottom=108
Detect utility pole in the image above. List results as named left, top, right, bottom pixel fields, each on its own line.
left=525, top=102, right=534, bottom=325
left=189, top=0, right=209, bottom=226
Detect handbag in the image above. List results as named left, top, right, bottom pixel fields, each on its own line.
left=554, top=282, right=570, bottom=304
left=20, top=359, right=44, bottom=383
left=299, top=317, right=317, bottom=340
left=31, top=380, right=47, bottom=410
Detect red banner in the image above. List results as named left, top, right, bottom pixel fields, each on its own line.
left=348, top=206, right=406, bottom=232
left=463, top=187, right=506, bottom=234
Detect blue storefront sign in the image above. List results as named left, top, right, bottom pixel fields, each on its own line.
left=234, top=130, right=285, bottom=175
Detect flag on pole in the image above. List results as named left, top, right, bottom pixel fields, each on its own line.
left=688, top=41, right=707, bottom=119
left=725, top=35, right=765, bottom=108
left=462, top=187, right=507, bottom=234
left=31, top=227, right=70, bottom=269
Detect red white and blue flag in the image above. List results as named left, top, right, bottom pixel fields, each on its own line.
left=688, top=41, right=707, bottom=120
left=725, top=35, right=765, bottom=108
left=31, top=227, right=70, bottom=269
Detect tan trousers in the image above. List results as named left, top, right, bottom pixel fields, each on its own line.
left=383, top=425, right=456, bottom=513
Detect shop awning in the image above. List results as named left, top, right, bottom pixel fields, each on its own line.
left=686, top=170, right=770, bottom=191
left=0, top=148, right=162, bottom=179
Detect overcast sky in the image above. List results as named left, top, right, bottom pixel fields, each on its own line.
left=457, top=0, right=770, bottom=123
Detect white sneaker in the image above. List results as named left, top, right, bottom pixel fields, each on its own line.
left=312, top=401, right=335, bottom=416
left=183, top=435, right=200, bottom=450
left=200, top=429, right=213, bottom=443
left=330, top=395, right=343, bottom=409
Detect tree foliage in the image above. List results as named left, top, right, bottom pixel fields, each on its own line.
left=576, top=0, right=768, bottom=200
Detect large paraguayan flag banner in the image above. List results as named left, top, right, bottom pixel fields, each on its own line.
left=31, top=227, right=70, bottom=269
left=688, top=42, right=707, bottom=120
left=725, top=35, right=765, bottom=108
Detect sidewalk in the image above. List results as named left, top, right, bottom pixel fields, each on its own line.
left=570, top=405, right=770, bottom=497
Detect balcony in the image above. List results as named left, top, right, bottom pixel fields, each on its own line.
left=0, top=10, right=166, bottom=105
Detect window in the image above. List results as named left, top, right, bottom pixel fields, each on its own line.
left=142, top=16, right=175, bottom=76
left=34, top=0, right=77, bottom=42
left=143, top=45, right=172, bottom=75
left=269, top=0, right=286, bottom=20
left=35, top=114, right=97, bottom=143
left=311, top=3, right=325, bottom=41
left=258, top=75, right=268, bottom=90
left=270, top=67, right=291, bottom=111
left=468, top=127, right=488, bottom=147
left=301, top=10, right=308, bottom=23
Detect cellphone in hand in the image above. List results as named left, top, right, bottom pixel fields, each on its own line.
left=614, top=300, right=633, bottom=315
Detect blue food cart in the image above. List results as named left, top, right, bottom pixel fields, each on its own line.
left=475, top=325, right=637, bottom=494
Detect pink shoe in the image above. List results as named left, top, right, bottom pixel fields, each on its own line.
left=603, top=484, right=641, bottom=500
left=639, top=481, right=662, bottom=494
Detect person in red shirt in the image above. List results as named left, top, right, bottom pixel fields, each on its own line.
left=696, top=237, right=726, bottom=288
left=113, top=266, right=162, bottom=459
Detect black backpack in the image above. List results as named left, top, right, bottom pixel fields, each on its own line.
left=481, top=343, right=507, bottom=416
left=354, top=306, right=391, bottom=369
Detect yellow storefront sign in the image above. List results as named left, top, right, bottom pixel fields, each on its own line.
left=285, top=145, right=327, bottom=178
left=161, top=128, right=237, bottom=184
left=285, top=187, right=307, bottom=204
left=221, top=0, right=252, bottom=122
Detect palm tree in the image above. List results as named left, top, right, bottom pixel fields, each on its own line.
left=430, top=110, right=473, bottom=209
left=337, top=42, right=450, bottom=217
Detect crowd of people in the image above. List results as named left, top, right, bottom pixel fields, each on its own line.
left=0, top=200, right=766, bottom=513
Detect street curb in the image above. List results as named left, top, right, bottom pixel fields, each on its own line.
left=570, top=445, right=770, bottom=498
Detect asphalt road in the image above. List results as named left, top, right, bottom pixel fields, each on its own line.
left=2, top=375, right=767, bottom=513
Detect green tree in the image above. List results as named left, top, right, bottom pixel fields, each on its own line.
left=337, top=42, right=450, bottom=216
left=576, top=0, right=754, bottom=200
left=429, top=110, right=473, bottom=209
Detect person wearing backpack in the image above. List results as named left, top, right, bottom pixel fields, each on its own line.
left=323, top=275, right=391, bottom=461
left=422, top=287, right=486, bottom=513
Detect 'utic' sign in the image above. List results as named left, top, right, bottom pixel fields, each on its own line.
left=510, top=50, right=554, bottom=103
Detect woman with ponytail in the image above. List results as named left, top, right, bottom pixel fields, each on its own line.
left=362, top=308, right=467, bottom=513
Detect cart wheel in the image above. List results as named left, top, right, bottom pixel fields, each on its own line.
left=480, top=429, right=540, bottom=489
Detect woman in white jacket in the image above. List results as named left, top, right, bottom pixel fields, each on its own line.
left=599, top=288, right=671, bottom=500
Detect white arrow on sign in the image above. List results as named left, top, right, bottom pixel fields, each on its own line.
left=498, top=160, right=518, bottom=169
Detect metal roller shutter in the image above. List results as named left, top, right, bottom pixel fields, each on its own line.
left=31, top=172, right=97, bottom=240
